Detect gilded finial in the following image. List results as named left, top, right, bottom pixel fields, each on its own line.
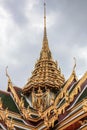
left=70, top=57, right=78, bottom=81
left=6, top=66, right=11, bottom=83
left=73, top=57, right=76, bottom=72
left=6, top=66, right=13, bottom=90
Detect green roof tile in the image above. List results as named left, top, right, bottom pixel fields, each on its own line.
left=77, top=87, right=87, bottom=103
left=0, top=91, right=20, bottom=113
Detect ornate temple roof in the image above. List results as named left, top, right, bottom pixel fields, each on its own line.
left=23, top=2, right=65, bottom=94
left=0, top=1, right=87, bottom=130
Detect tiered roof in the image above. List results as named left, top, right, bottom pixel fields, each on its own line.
left=0, top=1, right=87, bottom=130
left=23, top=2, right=65, bottom=94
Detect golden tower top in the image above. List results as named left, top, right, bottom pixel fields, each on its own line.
left=23, top=1, right=65, bottom=94
left=40, top=1, right=52, bottom=60
left=43, top=1, right=47, bottom=39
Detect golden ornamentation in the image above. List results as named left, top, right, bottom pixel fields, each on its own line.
left=6, top=118, right=14, bottom=130
left=19, top=97, right=24, bottom=109
left=0, top=108, right=15, bottom=129
left=0, top=108, right=8, bottom=121
left=83, top=99, right=87, bottom=112
left=73, top=57, right=76, bottom=72
left=54, top=70, right=77, bottom=106
left=0, top=98, right=3, bottom=109
left=79, top=120, right=87, bottom=125
left=23, top=1, right=65, bottom=94
left=1, top=1, right=87, bottom=130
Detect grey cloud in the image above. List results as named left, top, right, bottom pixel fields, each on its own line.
left=1, top=0, right=28, bottom=26
left=47, top=0, right=87, bottom=46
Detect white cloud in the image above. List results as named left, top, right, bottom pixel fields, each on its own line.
left=0, top=5, right=23, bottom=66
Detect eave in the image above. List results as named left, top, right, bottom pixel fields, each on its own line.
left=55, top=99, right=87, bottom=130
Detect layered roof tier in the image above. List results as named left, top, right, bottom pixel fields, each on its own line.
left=23, top=2, right=65, bottom=94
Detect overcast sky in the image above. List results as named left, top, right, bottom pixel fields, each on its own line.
left=0, top=0, right=87, bottom=91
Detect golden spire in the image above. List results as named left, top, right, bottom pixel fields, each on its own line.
left=40, top=0, right=52, bottom=60
left=43, top=1, right=47, bottom=40
left=22, top=1, right=65, bottom=94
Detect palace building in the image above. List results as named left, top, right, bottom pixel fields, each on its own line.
left=0, top=2, right=87, bottom=130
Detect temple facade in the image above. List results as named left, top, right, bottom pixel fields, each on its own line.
left=0, top=2, right=87, bottom=130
